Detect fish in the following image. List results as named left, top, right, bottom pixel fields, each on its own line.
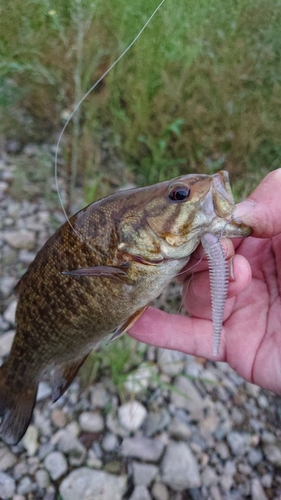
left=0, top=171, right=251, bottom=445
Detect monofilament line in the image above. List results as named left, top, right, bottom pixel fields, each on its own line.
left=54, top=0, right=167, bottom=244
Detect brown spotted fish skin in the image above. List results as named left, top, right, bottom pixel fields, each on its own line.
left=0, top=171, right=251, bottom=444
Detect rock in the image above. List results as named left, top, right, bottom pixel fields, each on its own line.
left=79, top=411, right=104, bottom=433
left=0, top=316, right=9, bottom=332
left=161, top=441, right=201, bottom=490
left=118, top=402, right=147, bottom=432
left=18, top=249, right=36, bottom=265
left=125, top=363, right=157, bottom=393
left=237, top=462, right=251, bottom=475
left=0, top=471, right=15, bottom=499
left=169, top=417, right=192, bottom=440
left=0, top=181, right=9, bottom=195
left=36, top=382, right=52, bottom=401
left=261, top=474, right=272, bottom=488
left=3, top=229, right=35, bottom=249
left=258, top=395, right=268, bottom=409
left=51, top=409, right=67, bottom=429
left=106, top=412, right=130, bottom=438
left=132, top=462, right=158, bottom=487
left=170, top=376, right=204, bottom=417
left=13, top=462, right=28, bottom=480
left=121, top=437, right=165, bottom=462
left=102, top=433, right=119, bottom=452
left=0, top=276, right=17, bottom=298
left=216, top=442, right=229, bottom=460
left=3, top=300, right=17, bottom=325
left=34, top=411, right=52, bottom=437
left=261, top=431, right=275, bottom=444
left=263, top=444, right=281, bottom=466
left=86, top=449, right=103, bottom=469
left=90, top=383, right=110, bottom=408
left=199, top=411, right=220, bottom=439
left=0, top=331, right=14, bottom=357
left=23, top=143, right=41, bottom=156
left=55, top=430, right=87, bottom=467
left=201, top=466, right=218, bottom=486
left=129, top=485, right=151, bottom=500
left=22, top=425, right=39, bottom=456
left=44, top=452, right=68, bottom=480
left=143, top=410, right=170, bottom=438
left=27, top=456, right=39, bottom=475
left=210, top=485, right=223, bottom=500
left=17, top=476, right=34, bottom=495
left=38, top=443, right=54, bottom=461
left=35, top=469, right=50, bottom=489
left=247, top=447, right=263, bottom=466
left=251, top=478, right=268, bottom=500
left=157, top=349, right=185, bottom=376
left=226, top=432, right=251, bottom=456
left=0, top=444, right=17, bottom=471
left=220, top=461, right=236, bottom=491
left=59, top=468, right=127, bottom=500
left=151, top=482, right=169, bottom=500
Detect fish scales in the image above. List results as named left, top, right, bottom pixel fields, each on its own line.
left=0, top=171, right=251, bottom=444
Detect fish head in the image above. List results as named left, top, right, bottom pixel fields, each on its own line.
left=117, top=170, right=251, bottom=262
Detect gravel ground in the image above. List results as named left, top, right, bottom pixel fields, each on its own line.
left=1, top=144, right=281, bottom=500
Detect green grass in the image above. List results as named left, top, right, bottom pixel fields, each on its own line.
left=1, top=0, right=281, bottom=193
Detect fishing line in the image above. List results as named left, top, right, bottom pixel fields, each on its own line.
left=54, top=0, right=166, bottom=246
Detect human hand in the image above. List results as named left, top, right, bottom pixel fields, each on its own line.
left=129, top=169, right=281, bottom=394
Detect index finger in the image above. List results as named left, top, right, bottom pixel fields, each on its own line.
left=129, top=306, right=225, bottom=361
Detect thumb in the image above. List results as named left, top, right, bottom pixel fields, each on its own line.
left=235, top=169, right=281, bottom=238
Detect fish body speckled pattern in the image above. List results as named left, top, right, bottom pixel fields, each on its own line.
left=0, top=171, right=251, bottom=444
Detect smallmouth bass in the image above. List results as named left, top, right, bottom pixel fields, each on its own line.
left=0, top=171, right=251, bottom=444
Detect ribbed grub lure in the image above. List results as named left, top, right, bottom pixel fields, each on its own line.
left=201, top=232, right=229, bottom=356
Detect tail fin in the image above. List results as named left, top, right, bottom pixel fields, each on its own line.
left=0, top=364, right=38, bottom=445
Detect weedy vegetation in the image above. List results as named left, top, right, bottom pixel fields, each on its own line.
left=1, top=0, right=281, bottom=198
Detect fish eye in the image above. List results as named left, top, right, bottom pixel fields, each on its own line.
left=168, top=185, right=191, bottom=202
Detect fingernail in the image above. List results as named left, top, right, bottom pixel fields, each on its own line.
left=229, top=256, right=235, bottom=281
left=234, top=199, right=256, bottom=219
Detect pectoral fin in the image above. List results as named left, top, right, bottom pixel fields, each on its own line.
left=62, top=264, right=133, bottom=284
left=108, top=306, right=148, bottom=344
left=52, top=355, right=88, bottom=402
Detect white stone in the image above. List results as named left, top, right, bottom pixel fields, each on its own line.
left=3, top=229, right=36, bottom=249
left=36, top=382, right=52, bottom=401
left=0, top=331, right=15, bottom=357
left=102, top=433, right=118, bottom=452
left=118, top=401, right=147, bottom=431
left=157, top=349, right=185, bottom=376
left=0, top=472, right=15, bottom=499
left=59, top=468, right=127, bottom=500
left=132, top=462, right=158, bottom=487
left=22, top=425, right=39, bottom=456
left=44, top=452, right=68, bottom=480
left=79, top=411, right=104, bottom=433
left=3, top=300, right=17, bottom=325
left=171, top=376, right=204, bottom=417
left=0, top=444, right=17, bottom=471
left=251, top=478, right=268, bottom=500
left=161, top=441, right=201, bottom=490
left=129, top=485, right=151, bottom=500
left=125, top=363, right=157, bottom=394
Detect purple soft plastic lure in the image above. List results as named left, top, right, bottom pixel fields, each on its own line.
left=201, top=232, right=229, bottom=356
